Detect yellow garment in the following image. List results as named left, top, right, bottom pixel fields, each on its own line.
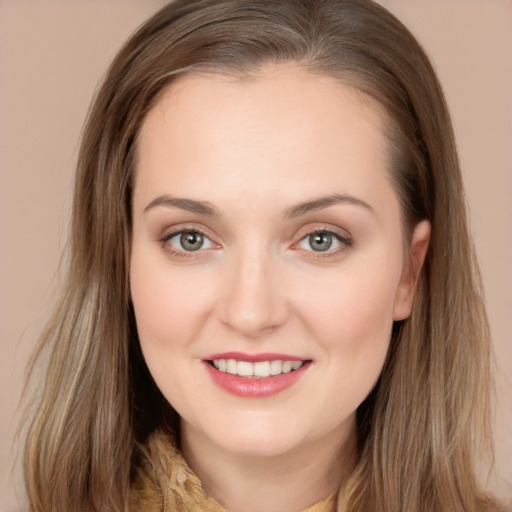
left=130, top=429, right=337, bottom=512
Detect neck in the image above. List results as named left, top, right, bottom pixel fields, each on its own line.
left=180, top=420, right=357, bottom=512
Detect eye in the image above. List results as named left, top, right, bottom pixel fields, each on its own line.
left=296, top=229, right=352, bottom=253
left=166, top=230, right=214, bottom=252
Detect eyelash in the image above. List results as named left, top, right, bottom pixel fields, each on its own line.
left=295, top=228, right=353, bottom=260
left=159, top=228, right=217, bottom=258
left=158, top=226, right=352, bottom=259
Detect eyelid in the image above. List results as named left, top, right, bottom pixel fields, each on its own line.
left=156, top=222, right=352, bottom=259
left=291, top=225, right=353, bottom=257
left=158, top=224, right=221, bottom=257
left=168, top=230, right=214, bottom=251
left=294, top=223, right=352, bottom=243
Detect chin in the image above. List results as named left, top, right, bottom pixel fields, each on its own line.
left=186, top=410, right=327, bottom=459
left=217, top=431, right=304, bottom=458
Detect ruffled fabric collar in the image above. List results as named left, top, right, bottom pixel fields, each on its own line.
left=130, top=429, right=337, bottom=512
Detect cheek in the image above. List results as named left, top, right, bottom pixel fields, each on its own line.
left=131, top=271, right=181, bottom=345
left=293, top=256, right=402, bottom=400
left=129, top=252, right=220, bottom=412
left=130, top=249, right=214, bottom=353
left=299, top=263, right=400, bottom=347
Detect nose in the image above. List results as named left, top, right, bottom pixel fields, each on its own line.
left=217, top=246, right=289, bottom=338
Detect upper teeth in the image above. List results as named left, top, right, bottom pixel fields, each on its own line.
left=212, top=359, right=303, bottom=378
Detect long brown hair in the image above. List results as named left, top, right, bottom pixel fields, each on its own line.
left=23, top=1, right=500, bottom=510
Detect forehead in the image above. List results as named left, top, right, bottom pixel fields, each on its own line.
left=138, top=65, right=387, bottom=151
left=133, top=65, right=395, bottom=215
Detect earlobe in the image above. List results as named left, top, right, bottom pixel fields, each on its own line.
left=393, top=219, right=431, bottom=321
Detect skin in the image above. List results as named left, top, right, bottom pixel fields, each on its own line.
left=130, top=64, right=430, bottom=512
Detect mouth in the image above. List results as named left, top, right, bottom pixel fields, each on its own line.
left=203, top=353, right=312, bottom=398
left=208, top=358, right=306, bottom=378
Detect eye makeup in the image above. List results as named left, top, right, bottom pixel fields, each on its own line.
left=156, top=221, right=354, bottom=262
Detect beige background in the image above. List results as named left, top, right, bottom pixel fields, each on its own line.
left=0, top=0, right=510, bottom=509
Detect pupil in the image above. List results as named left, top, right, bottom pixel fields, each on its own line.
left=181, top=232, right=203, bottom=251
left=310, top=233, right=332, bottom=251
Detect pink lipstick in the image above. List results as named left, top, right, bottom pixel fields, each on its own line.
left=203, top=352, right=311, bottom=398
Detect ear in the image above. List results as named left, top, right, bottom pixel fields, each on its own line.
left=393, top=219, right=431, bottom=321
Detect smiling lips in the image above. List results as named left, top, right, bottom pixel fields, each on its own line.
left=212, top=358, right=304, bottom=377
left=204, top=352, right=311, bottom=398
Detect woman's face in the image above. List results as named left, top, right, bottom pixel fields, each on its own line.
left=130, top=65, right=428, bottom=458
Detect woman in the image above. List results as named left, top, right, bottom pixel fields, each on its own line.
left=22, top=0, right=504, bottom=511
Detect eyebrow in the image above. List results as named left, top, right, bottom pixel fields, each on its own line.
left=144, top=196, right=218, bottom=216
left=284, top=193, right=374, bottom=218
left=143, top=193, right=374, bottom=217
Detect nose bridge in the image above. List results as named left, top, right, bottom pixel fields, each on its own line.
left=219, top=240, right=287, bottom=336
